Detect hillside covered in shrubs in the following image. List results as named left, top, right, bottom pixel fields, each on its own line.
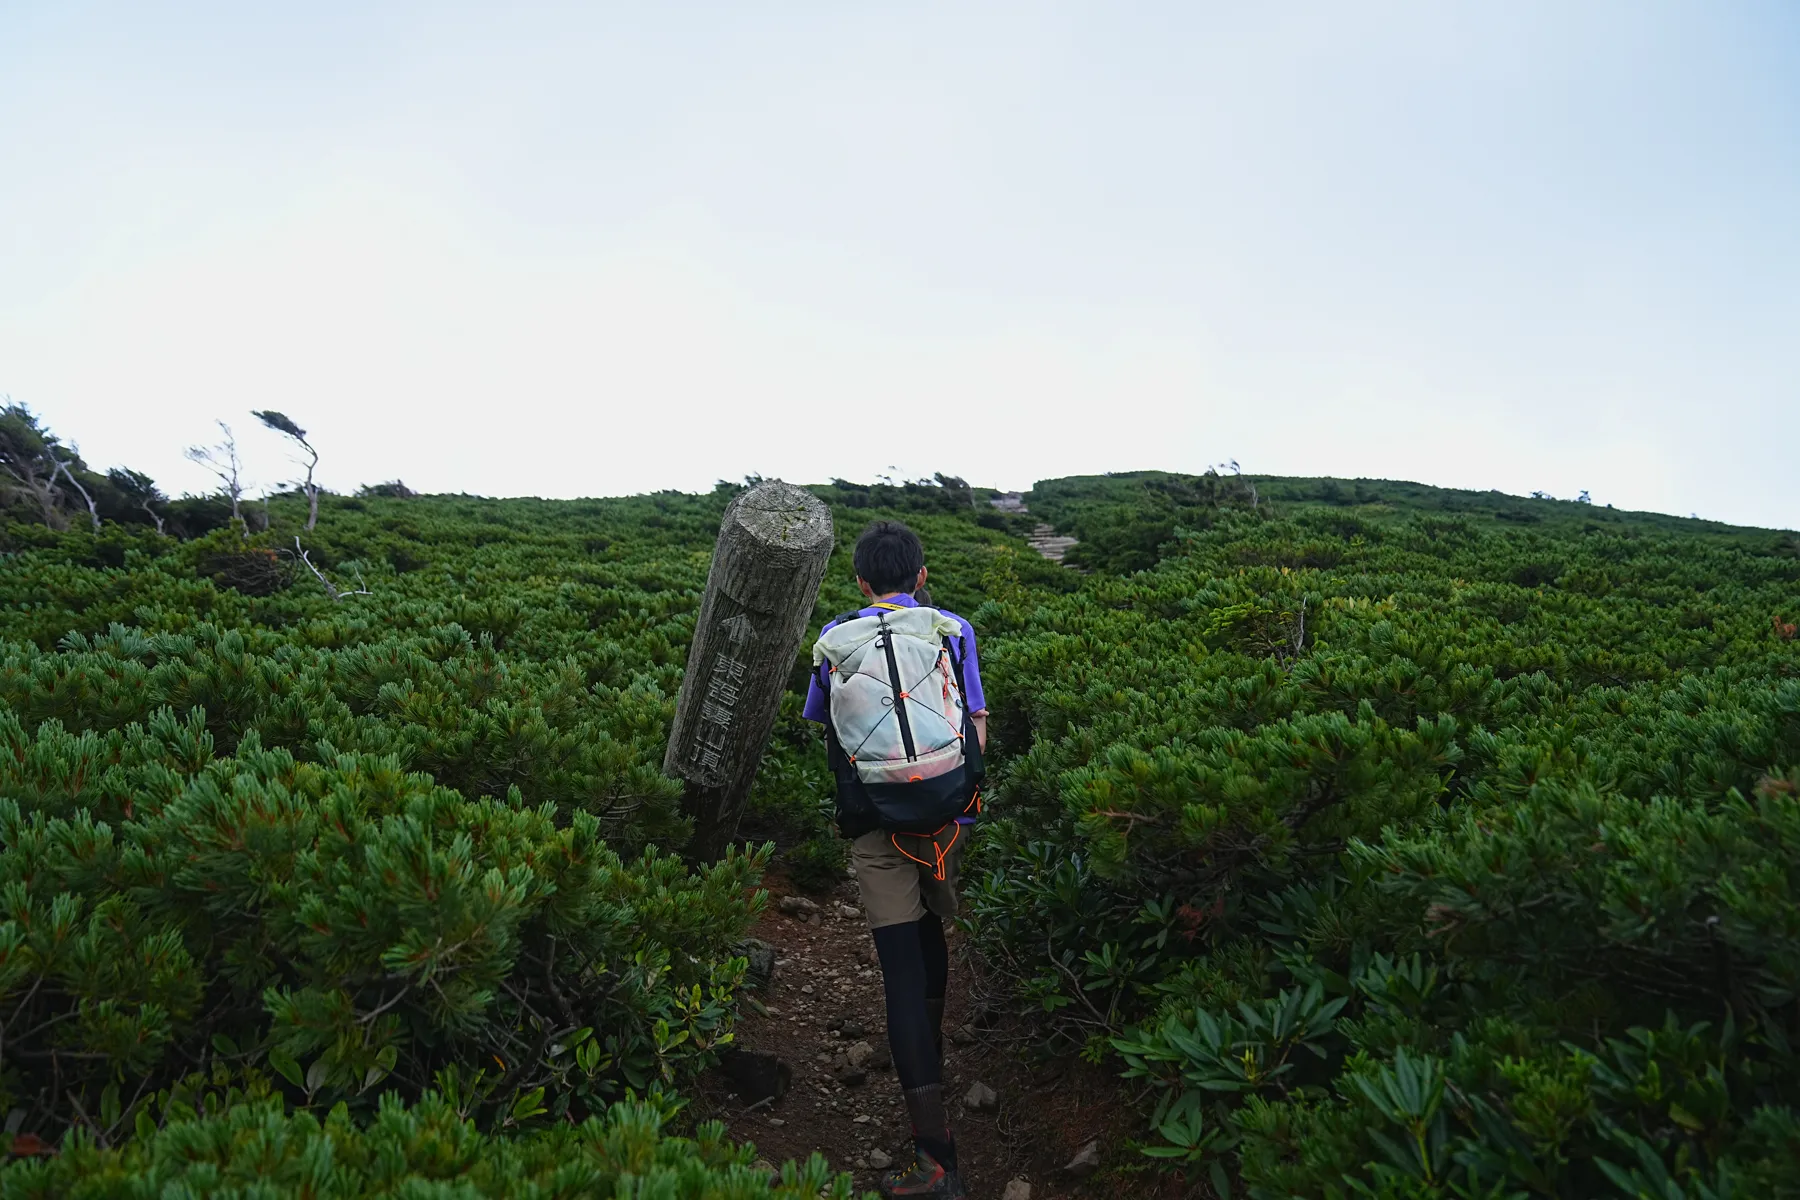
left=0, top=460, right=1056, bottom=1194
left=970, top=473, right=1800, bottom=1197
left=1, top=437, right=1798, bottom=1196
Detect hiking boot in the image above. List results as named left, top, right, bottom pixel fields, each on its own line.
left=879, top=1146, right=967, bottom=1198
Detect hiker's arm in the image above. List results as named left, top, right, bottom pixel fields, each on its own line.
left=800, top=627, right=835, bottom=725
left=955, top=623, right=987, bottom=752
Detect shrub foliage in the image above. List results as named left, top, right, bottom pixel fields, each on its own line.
left=0, top=473, right=1049, bottom=1187
left=5, top=460, right=1799, bottom=1196
left=969, top=479, right=1800, bottom=1195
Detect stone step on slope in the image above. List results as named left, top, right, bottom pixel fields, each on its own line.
left=1025, top=524, right=1079, bottom=563
left=989, top=494, right=1078, bottom=564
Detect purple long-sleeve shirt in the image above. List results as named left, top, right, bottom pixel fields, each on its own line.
left=802, top=592, right=987, bottom=722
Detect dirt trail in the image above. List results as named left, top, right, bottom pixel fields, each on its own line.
left=692, top=502, right=1149, bottom=1195
left=695, top=869, right=1159, bottom=1199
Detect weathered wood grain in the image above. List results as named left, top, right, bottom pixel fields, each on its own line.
left=665, top=480, right=833, bottom=859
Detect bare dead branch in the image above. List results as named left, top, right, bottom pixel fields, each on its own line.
left=49, top=458, right=100, bottom=532
left=294, top=537, right=372, bottom=602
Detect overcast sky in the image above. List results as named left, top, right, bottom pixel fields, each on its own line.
left=3, top=2, right=1795, bottom=528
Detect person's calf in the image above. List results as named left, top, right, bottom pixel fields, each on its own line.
left=872, top=920, right=940, bottom=1090
left=919, top=913, right=948, bottom=988
left=917, top=913, right=949, bottom=1058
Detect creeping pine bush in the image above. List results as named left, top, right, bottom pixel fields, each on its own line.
left=15, top=464, right=1800, bottom=1194
left=968, top=482, right=1800, bottom=1195
left=0, top=1092, right=858, bottom=1199
left=0, top=477, right=1053, bottom=1179
left=0, top=489, right=782, bottom=1140
left=0, top=728, right=761, bottom=1135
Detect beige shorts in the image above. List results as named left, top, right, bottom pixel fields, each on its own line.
left=850, top=824, right=968, bottom=930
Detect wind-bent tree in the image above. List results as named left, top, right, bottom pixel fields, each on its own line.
left=253, top=409, right=321, bottom=530
left=186, top=421, right=246, bottom=535
left=107, top=468, right=168, bottom=533
left=0, top=402, right=73, bottom=529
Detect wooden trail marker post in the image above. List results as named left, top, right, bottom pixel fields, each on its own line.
left=666, top=481, right=834, bottom=860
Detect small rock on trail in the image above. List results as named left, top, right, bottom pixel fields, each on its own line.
left=965, top=1080, right=999, bottom=1112
left=1065, top=1139, right=1101, bottom=1178
left=737, top=938, right=777, bottom=993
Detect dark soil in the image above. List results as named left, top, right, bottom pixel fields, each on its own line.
left=692, top=869, right=1191, bottom=1199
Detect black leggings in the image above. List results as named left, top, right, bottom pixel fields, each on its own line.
left=873, top=913, right=950, bottom=1091
left=920, top=911, right=948, bottom=1004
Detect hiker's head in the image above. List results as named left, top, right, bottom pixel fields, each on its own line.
left=854, top=520, right=926, bottom=598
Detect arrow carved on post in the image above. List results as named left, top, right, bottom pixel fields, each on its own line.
left=719, top=613, right=754, bottom=652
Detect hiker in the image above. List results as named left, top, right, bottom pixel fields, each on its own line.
left=805, top=520, right=986, bottom=1200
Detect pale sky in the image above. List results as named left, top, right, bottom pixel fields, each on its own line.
left=3, top=2, right=1796, bottom=528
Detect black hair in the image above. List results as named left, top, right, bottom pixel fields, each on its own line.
left=853, top=520, right=925, bottom=595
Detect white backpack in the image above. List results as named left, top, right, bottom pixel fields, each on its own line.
left=814, top=605, right=973, bottom=831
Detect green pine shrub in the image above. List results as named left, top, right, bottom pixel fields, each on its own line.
left=0, top=1089, right=857, bottom=1198
left=784, top=835, right=849, bottom=894
left=0, top=734, right=762, bottom=1132
left=10, top=462, right=1800, bottom=1193
left=965, top=492, right=1800, bottom=1194
left=0, top=480, right=1044, bottom=1159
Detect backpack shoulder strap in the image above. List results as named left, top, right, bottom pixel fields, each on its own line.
left=820, top=611, right=864, bottom=715
left=942, top=631, right=968, bottom=697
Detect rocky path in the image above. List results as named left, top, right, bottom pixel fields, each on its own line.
left=1024, top=526, right=1079, bottom=564
left=989, top=494, right=1079, bottom=564
left=694, top=869, right=1163, bottom=1199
